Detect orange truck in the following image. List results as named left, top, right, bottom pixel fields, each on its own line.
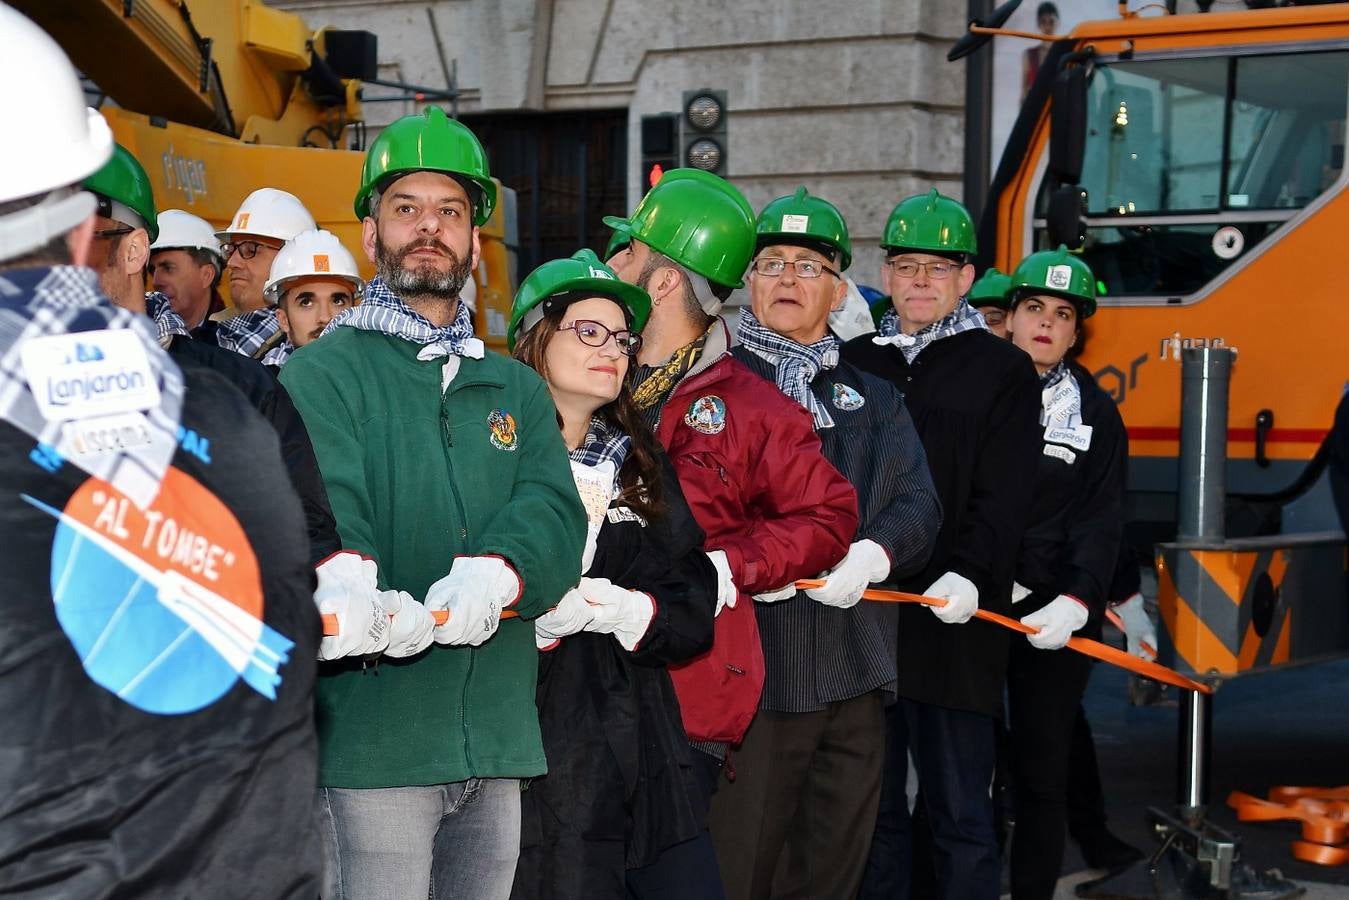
left=16, top=0, right=518, bottom=351
left=976, top=4, right=1348, bottom=532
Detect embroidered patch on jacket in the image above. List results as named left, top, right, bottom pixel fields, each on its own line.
left=487, top=408, right=518, bottom=451
left=832, top=383, right=865, bottom=411
left=683, top=395, right=727, bottom=435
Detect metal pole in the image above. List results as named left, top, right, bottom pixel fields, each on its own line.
left=1177, top=347, right=1234, bottom=540
left=1177, top=688, right=1212, bottom=819
left=962, top=0, right=994, bottom=221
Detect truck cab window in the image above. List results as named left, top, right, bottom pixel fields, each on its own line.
left=1035, top=50, right=1348, bottom=300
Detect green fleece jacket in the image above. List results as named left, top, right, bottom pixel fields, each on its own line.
left=280, top=328, right=585, bottom=788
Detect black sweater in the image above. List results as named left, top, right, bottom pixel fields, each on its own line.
left=515, top=450, right=717, bottom=898
left=1013, top=365, right=1128, bottom=641
left=843, top=328, right=1041, bottom=716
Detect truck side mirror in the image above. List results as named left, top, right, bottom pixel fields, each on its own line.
left=1047, top=185, right=1087, bottom=250
left=1049, top=64, right=1088, bottom=185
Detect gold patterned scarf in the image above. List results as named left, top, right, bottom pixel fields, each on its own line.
left=631, top=323, right=714, bottom=412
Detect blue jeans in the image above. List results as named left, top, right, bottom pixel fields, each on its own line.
left=859, top=700, right=1000, bottom=900
left=319, top=778, right=521, bottom=900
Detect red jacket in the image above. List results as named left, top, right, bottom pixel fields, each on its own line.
left=657, top=322, right=858, bottom=743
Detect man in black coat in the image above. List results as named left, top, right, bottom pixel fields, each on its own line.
left=848, top=191, right=1041, bottom=900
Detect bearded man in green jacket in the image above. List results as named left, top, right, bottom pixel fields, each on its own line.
left=280, top=108, right=585, bottom=900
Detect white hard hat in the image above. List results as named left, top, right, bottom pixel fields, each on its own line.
left=215, top=187, right=316, bottom=243
left=0, top=5, right=114, bottom=260
left=263, top=229, right=364, bottom=306
left=151, top=209, right=223, bottom=260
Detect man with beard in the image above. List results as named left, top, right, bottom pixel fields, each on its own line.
left=279, top=107, right=586, bottom=900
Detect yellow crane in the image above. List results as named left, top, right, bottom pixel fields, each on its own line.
left=16, top=0, right=516, bottom=347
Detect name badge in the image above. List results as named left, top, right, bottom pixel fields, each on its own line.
left=1045, top=423, right=1093, bottom=452
left=1043, top=443, right=1077, bottom=465
left=63, top=411, right=154, bottom=455
left=21, top=331, right=159, bottom=422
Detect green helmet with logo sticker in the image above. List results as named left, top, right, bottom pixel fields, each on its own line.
left=602, top=168, right=755, bottom=289
left=1008, top=245, right=1097, bottom=318
left=508, top=248, right=652, bottom=351
left=83, top=143, right=158, bottom=242
left=967, top=267, right=1012, bottom=310
left=354, top=106, right=497, bottom=226
left=754, top=186, right=852, bottom=272
left=881, top=188, right=976, bottom=257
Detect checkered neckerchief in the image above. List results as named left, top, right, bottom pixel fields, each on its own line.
left=736, top=307, right=840, bottom=429
left=873, top=298, right=988, bottom=364
left=567, top=415, right=631, bottom=489
left=323, top=276, right=483, bottom=361
left=214, top=307, right=281, bottom=357
left=260, top=340, right=294, bottom=367
left=0, top=266, right=184, bottom=507
left=144, top=291, right=189, bottom=347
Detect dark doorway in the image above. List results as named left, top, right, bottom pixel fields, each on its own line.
left=463, top=110, right=628, bottom=277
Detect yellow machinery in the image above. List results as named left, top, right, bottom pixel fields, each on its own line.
left=16, top=0, right=517, bottom=348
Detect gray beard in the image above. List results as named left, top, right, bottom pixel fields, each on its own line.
left=378, top=237, right=472, bottom=304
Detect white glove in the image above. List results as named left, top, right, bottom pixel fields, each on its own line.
left=314, top=552, right=390, bottom=660
left=575, top=577, right=656, bottom=652
left=753, top=584, right=797, bottom=603
left=1112, top=592, right=1157, bottom=659
left=1021, top=594, right=1090, bottom=650
left=924, top=571, right=979, bottom=624
left=425, top=556, right=522, bottom=647
left=534, top=587, right=597, bottom=651
left=706, top=550, right=738, bottom=617
left=381, top=590, right=436, bottom=658
left=806, top=539, right=891, bottom=610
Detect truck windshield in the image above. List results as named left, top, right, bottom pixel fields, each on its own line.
left=1036, top=49, right=1348, bottom=299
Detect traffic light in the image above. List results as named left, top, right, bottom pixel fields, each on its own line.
left=681, top=89, right=727, bottom=176
left=640, top=113, right=679, bottom=192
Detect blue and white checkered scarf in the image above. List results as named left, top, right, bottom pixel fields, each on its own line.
left=144, top=291, right=189, bottom=347
left=872, top=298, right=987, bottom=364
left=568, top=415, right=631, bottom=487
left=215, top=307, right=281, bottom=358
left=260, top=340, right=294, bottom=368
left=0, top=267, right=184, bottom=508
left=736, top=307, right=840, bottom=428
left=323, top=276, right=483, bottom=361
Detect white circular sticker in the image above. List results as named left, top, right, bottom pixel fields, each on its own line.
left=1212, top=226, right=1244, bottom=260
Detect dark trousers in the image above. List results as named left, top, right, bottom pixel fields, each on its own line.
left=858, top=699, right=1000, bottom=900
left=1006, top=640, right=1093, bottom=900
left=625, top=751, right=725, bottom=900
left=1066, top=703, right=1108, bottom=841
left=707, top=691, right=885, bottom=900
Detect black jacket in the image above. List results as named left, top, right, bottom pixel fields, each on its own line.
left=1012, top=365, right=1128, bottom=641
left=843, top=329, right=1042, bottom=716
left=0, top=367, right=322, bottom=897
left=515, top=450, right=717, bottom=899
left=168, top=335, right=340, bottom=565
left=732, top=348, right=940, bottom=712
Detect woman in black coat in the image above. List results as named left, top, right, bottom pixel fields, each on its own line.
left=1001, top=247, right=1128, bottom=900
left=506, top=250, right=718, bottom=899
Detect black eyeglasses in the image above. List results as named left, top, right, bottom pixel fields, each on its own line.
left=92, top=225, right=134, bottom=241
left=885, top=259, right=959, bottom=280
left=221, top=240, right=278, bottom=261
left=751, top=257, right=840, bottom=279
left=558, top=319, right=642, bottom=356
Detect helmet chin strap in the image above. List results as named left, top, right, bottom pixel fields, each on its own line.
left=0, top=188, right=96, bottom=263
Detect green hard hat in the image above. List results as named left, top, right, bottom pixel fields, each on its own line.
left=83, top=143, right=158, bottom=242
left=508, top=248, right=652, bottom=351
left=1008, top=245, right=1097, bottom=318
left=354, top=107, right=497, bottom=227
left=755, top=186, right=852, bottom=272
left=967, top=267, right=1012, bottom=309
left=602, top=168, right=755, bottom=289
left=881, top=188, right=976, bottom=256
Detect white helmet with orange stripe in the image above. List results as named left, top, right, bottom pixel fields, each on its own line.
left=263, top=229, right=364, bottom=307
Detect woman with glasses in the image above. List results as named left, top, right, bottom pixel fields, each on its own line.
left=1001, top=247, right=1127, bottom=900
left=506, top=250, right=718, bottom=899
